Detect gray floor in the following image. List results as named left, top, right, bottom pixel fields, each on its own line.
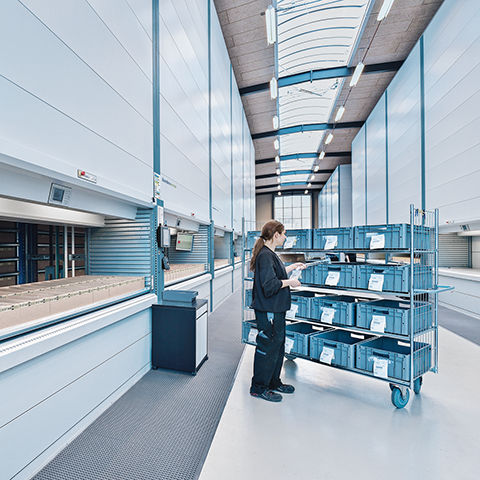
left=200, top=308, right=480, bottom=480
left=438, top=304, right=480, bottom=346
left=32, top=289, right=244, bottom=480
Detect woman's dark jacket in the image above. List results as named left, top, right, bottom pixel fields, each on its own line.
left=251, top=245, right=291, bottom=312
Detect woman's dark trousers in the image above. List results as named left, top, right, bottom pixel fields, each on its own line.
left=250, top=311, right=286, bottom=394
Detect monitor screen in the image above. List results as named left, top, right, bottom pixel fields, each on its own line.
left=176, top=233, right=194, bottom=251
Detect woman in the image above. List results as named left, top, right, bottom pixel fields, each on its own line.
left=249, top=220, right=306, bottom=402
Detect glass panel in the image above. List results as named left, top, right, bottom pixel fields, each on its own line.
left=283, top=196, right=292, bottom=208
left=293, top=196, right=301, bottom=207
left=292, top=218, right=302, bottom=229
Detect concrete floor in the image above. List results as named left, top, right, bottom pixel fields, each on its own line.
left=199, top=326, right=480, bottom=480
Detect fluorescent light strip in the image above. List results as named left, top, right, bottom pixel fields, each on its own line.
left=350, top=62, right=365, bottom=87
left=266, top=5, right=277, bottom=45
left=318, top=151, right=325, bottom=160
left=274, top=139, right=279, bottom=150
left=270, top=77, right=278, bottom=99
left=325, top=133, right=333, bottom=144
left=273, top=115, right=279, bottom=129
left=275, top=156, right=280, bottom=163
left=377, top=0, right=395, bottom=21
left=335, top=106, right=345, bottom=122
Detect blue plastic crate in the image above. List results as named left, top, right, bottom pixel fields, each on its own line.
left=354, top=224, right=432, bottom=250
left=356, top=264, right=433, bottom=293
left=242, top=321, right=258, bottom=344
left=283, top=229, right=313, bottom=249
left=356, top=299, right=433, bottom=336
left=299, top=265, right=315, bottom=284
left=291, top=291, right=315, bottom=318
left=313, top=227, right=354, bottom=250
left=310, top=295, right=358, bottom=326
left=246, top=231, right=261, bottom=249
left=245, top=289, right=252, bottom=308
left=356, top=337, right=432, bottom=381
left=314, top=263, right=357, bottom=289
left=310, top=330, right=373, bottom=368
left=285, top=323, right=323, bottom=356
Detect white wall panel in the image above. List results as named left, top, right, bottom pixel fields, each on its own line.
left=331, top=169, right=339, bottom=228
left=352, top=125, right=366, bottom=226
left=366, top=94, right=387, bottom=225
left=339, top=165, right=352, bottom=227
left=424, top=0, right=480, bottom=226
left=0, top=1, right=153, bottom=207
left=387, top=43, right=422, bottom=224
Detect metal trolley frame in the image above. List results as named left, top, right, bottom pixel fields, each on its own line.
left=241, top=206, right=453, bottom=408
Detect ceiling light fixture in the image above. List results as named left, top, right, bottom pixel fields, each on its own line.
left=273, top=139, right=279, bottom=150
left=277, top=185, right=281, bottom=190
left=377, top=0, right=395, bottom=21
left=277, top=177, right=281, bottom=183
left=273, top=115, right=279, bottom=129
left=276, top=168, right=280, bottom=175
left=270, top=77, right=278, bottom=99
left=310, top=175, right=315, bottom=181
left=335, top=106, right=345, bottom=122
left=307, top=183, right=312, bottom=188
left=278, top=191, right=281, bottom=196
left=325, top=133, right=334, bottom=144
left=314, top=165, right=319, bottom=172
left=265, top=5, right=277, bottom=45
left=350, top=62, right=365, bottom=87
left=304, top=190, right=308, bottom=194
left=275, top=155, right=280, bottom=163
left=318, top=151, right=325, bottom=160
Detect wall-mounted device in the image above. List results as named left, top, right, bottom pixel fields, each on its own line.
left=176, top=233, right=194, bottom=251
left=156, top=226, right=171, bottom=248
left=48, top=183, right=72, bottom=206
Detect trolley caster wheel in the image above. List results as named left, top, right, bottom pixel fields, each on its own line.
left=413, top=376, right=423, bottom=395
left=389, top=383, right=396, bottom=392
left=391, top=387, right=410, bottom=409
left=285, top=354, right=297, bottom=361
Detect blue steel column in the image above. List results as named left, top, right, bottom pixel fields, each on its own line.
left=208, top=0, right=214, bottom=312
left=152, top=0, right=163, bottom=301
left=385, top=91, right=389, bottom=224
left=230, top=65, right=235, bottom=292
left=420, top=35, right=426, bottom=212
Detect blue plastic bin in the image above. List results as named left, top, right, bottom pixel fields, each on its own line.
left=283, top=229, right=313, bottom=249
left=315, top=263, right=357, bottom=289
left=245, top=289, right=253, bottom=308
left=310, top=330, right=373, bottom=368
left=354, top=224, right=432, bottom=250
left=356, top=299, right=433, bottom=336
left=242, top=321, right=258, bottom=344
left=291, top=291, right=315, bottom=318
left=356, top=337, right=432, bottom=381
left=313, top=227, right=354, bottom=250
left=310, top=295, right=358, bottom=326
left=285, top=323, right=324, bottom=356
left=356, top=264, right=433, bottom=293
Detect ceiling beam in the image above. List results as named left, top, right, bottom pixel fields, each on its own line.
left=256, top=170, right=334, bottom=180
left=239, top=61, right=403, bottom=96
left=252, top=121, right=363, bottom=140
left=255, top=152, right=350, bottom=164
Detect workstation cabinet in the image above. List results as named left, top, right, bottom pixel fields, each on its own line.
left=242, top=207, right=452, bottom=408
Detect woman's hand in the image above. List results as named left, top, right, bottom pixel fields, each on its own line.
left=282, top=278, right=301, bottom=288
left=285, top=262, right=307, bottom=273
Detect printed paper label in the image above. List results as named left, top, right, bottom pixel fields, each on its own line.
left=324, top=235, right=338, bottom=250
left=370, top=315, right=386, bottom=333
left=325, top=271, right=341, bottom=286
left=285, top=304, right=299, bottom=320
left=370, top=234, right=385, bottom=249
left=284, top=236, right=296, bottom=249
left=248, top=328, right=258, bottom=343
left=285, top=337, right=295, bottom=354
left=373, top=357, right=389, bottom=378
left=321, top=307, right=335, bottom=324
left=368, top=274, right=384, bottom=291
left=290, top=268, right=302, bottom=280
left=320, top=346, right=335, bottom=364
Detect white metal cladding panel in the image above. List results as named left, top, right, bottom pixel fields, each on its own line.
left=88, top=208, right=154, bottom=288
left=331, top=169, right=339, bottom=228
left=169, top=224, right=210, bottom=265
left=473, top=237, right=480, bottom=269
left=438, top=234, right=470, bottom=267
left=387, top=43, right=422, bottom=224
left=128, top=0, right=153, bottom=39
left=366, top=95, right=387, bottom=225
left=351, top=126, right=366, bottom=226
left=0, top=3, right=153, bottom=205
left=424, top=0, right=480, bottom=225
left=339, top=165, right=353, bottom=227
left=0, top=311, right=150, bottom=480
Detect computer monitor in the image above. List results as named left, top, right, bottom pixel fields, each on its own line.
left=176, top=233, right=194, bottom=251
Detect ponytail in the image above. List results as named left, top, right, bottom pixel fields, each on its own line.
left=249, top=220, right=285, bottom=272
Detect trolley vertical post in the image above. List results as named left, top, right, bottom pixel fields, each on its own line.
left=409, top=204, right=415, bottom=391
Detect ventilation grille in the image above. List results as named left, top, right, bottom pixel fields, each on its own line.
left=438, top=234, right=470, bottom=268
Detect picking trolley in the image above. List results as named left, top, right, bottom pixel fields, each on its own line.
left=241, top=206, right=453, bottom=408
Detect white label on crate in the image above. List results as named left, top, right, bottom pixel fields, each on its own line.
left=321, top=307, right=335, bottom=324
left=324, top=235, right=338, bottom=250
left=285, top=304, right=299, bottom=320
left=248, top=328, right=258, bottom=343
left=325, top=271, right=341, bottom=286
left=284, top=236, right=296, bottom=249
left=370, top=315, right=386, bottom=333
left=368, top=274, right=384, bottom=291
left=320, top=347, right=335, bottom=364
left=373, top=357, right=389, bottom=378
left=370, top=234, right=385, bottom=249
left=285, top=337, right=295, bottom=354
